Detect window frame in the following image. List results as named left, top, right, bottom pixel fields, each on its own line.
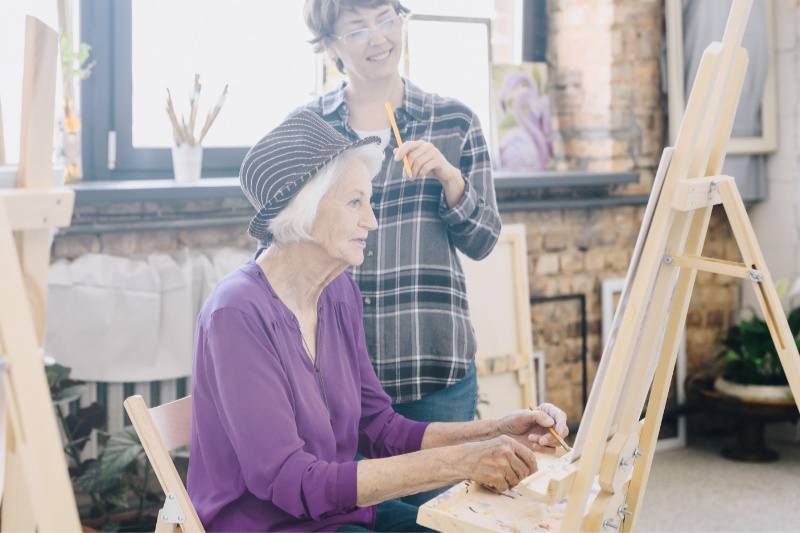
left=79, top=0, right=548, bottom=182
left=80, top=0, right=248, bottom=181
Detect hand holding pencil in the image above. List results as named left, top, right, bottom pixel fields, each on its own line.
left=385, top=100, right=465, bottom=205
left=529, top=403, right=570, bottom=453
left=492, top=403, right=569, bottom=455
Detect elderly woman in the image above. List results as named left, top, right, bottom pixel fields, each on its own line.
left=188, top=111, right=568, bottom=532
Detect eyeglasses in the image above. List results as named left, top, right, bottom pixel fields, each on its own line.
left=329, top=14, right=403, bottom=45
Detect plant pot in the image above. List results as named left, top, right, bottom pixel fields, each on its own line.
left=713, top=376, right=794, bottom=402
left=689, top=375, right=799, bottom=462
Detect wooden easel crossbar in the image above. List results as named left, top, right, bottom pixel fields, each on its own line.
left=418, top=0, right=800, bottom=531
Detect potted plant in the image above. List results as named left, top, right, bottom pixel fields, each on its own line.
left=48, top=363, right=162, bottom=532
left=714, top=278, right=798, bottom=401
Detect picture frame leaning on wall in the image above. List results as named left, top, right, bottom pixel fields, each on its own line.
left=665, top=0, right=777, bottom=155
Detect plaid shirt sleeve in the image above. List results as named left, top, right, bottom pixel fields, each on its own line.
left=438, top=111, right=501, bottom=261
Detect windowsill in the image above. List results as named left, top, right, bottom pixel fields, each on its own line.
left=71, top=177, right=247, bottom=204
left=492, top=169, right=639, bottom=189
left=71, top=170, right=640, bottom=205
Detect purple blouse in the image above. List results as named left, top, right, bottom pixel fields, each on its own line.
left=187, top=252, right=429, bottom=532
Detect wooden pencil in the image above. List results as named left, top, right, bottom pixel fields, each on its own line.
left=384, top=102, right=412, bottom=175
left=529, top=404, right=570, bottom=452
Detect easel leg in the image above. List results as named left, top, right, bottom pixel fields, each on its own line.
left=625, top=205, right=714, bottom=532
left=717, top=180, right=800, bottom=403
left=2, top=428, right=36, bottom=533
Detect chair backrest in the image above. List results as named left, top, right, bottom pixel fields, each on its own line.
left=124, top=395, right=205, bottom=533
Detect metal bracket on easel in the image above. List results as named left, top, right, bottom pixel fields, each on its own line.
left=160, top=492, right=186, bottom=524
left=618, top=448, right=644, bottom=472
left=603, top=503, right=633, bottom=531
left=708, top=180, right=720, bottom=201
left=748, top=270, right=763, bottom=282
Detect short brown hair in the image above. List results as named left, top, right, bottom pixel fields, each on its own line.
left=304, top=0, right=409, bottom=74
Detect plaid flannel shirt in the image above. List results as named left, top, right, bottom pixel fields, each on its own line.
left=296, top=78, right=501, bottom=403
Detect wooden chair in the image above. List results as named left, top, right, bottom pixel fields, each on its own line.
left=123, top=395, right=205, bottom=533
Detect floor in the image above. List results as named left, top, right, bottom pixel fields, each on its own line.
left=637, top=437, right=800, bottom=532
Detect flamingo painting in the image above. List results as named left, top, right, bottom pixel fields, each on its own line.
left=495, top=66, right=553, bottom=171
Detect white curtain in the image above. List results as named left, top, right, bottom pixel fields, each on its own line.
left=45, top=247, right=253, bottom=382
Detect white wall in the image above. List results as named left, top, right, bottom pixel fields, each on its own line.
left=745, top=0, right=800, bottom=310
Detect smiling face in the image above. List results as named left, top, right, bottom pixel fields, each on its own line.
left=325, top=5, right=403, bottom=84
left=309, top=156, right=377, bottom=268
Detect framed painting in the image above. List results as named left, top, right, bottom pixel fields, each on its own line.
left=492, top=62, right=555, bottom=171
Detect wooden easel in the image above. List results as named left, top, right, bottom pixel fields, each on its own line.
left=0, top=16, right=81, bottom=532
left=419, top=0, right=800, bottom=530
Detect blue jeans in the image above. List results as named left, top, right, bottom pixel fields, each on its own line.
left=390, top=360, right=478, bottom=507
left=336, top=499, right=434, bottom=532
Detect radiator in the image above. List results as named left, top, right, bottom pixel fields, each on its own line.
left=66, top=376, right=191, bottom=460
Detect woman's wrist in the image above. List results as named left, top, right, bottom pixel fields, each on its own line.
left=438, top=164, right=464, bottom=188
left=438, top=165, right=467, bottom=209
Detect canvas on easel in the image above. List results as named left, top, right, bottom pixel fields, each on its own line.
left=0, top=16, right=81, bottom=532
left=418, top=0, right=800, bottom=531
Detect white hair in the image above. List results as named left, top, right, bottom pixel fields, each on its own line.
left=266, top=143, right=384, bottom=249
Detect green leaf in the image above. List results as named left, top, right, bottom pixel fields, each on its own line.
left=100, top=482, right=131, bottom=510
left=100, top=427, right=143, bottom=479
left=47, top=363, right=72, bottom=389
left=54, top=384, right=87, bottom=404
left=75, top=460, right=125, bottom=493
left=723, top=351, right=741, bottom=363
left=788, top=307, right=800, bottom=338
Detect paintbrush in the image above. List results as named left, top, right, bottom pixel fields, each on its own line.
left=166, top=89, right=184, bottom=145
left=188, top=73, right=201, bottom=143
left=384, top=102, right=412, bottom=175
left=529, top=404, right=570, bottom=453
left=181, top=115, right=193, bottom=146
left=197, top=84, right=228, bottom=145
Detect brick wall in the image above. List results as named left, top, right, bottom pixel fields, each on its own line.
left=548, top=0, right=662, bottom=190
left=52, top=198, right=255, bottom=261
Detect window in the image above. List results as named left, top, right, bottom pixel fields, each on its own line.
left=81, top=0, right=320, bottom=180
left=79, top=0, right=543, bottom=182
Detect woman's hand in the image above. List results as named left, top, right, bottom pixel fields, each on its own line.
left=495, top=403, right=569, bottom=455
left=394, top=140, right=465, bottom=208
left=394, top=141, right=461, bottom=184
left=454, top=436, right=539, bottom=492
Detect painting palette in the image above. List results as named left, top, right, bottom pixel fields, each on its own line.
left=417, top=454, right=573, bottom=532
left=417, top=479, right=566, bottom=532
